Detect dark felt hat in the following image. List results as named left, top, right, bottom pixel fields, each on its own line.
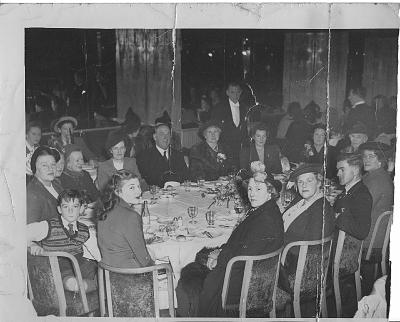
left=155, top=111, right=171, bottom=128
left=359, top=141, right=393, bottom=160
left=105, top=129, right=126, bottom=151
left=347, top=122, right=368, bottom=135
left=198, top=119, right=222, bottom=139
left=30, top=145, right=54, bottom=174
left=289, top=163, right=322, bottom=181
left=53, top=116, right=78, bottom=133
left=123, top=108, right=141, bottom=133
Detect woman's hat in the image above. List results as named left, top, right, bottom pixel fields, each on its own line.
left=123, top=108, right=141, bottom=133
left=53, top=116, right=78, bottom=133
left=253, top=171, right=282, bottom=192
left=155, top=111, right=171, bottom=128
left=289, top=163, right=322, bottom=181
left=105, top=129, right=126, bottom=152
left=198, top=119, right=222, bottom=139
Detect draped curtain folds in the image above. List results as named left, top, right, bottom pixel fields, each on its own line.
left=116, top=29, right=175, bottom=126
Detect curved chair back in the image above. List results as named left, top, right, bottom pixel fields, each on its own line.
left=279, top=235, right=333, bottom=318
left=333, top=230, right=364, bottom=318
left=27, top=251, right=94, bottom=316
left=365, top=210, right=392, bottom=275
left=221, top=247, right=283, bottom=318
left=98, top=262, right=175, bottom=318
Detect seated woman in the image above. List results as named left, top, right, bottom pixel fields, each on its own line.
left=97, top=170, right=153, bottom=268
left=189, top=120, right=235, bottom=181
left=360, top=141, right=394, bottom=253
left=59, top=144, right=100, bottom=203
left=240, top=122, right=284, bottom=174
left=48, top=116, right=98, bottom=164
left=27, top=146, right=64, bottom=224
left=177, top=171, right=284, bottom=317
left=97, top=129, right=147, bottom=192
left=302, top=123, right=337, bottom=179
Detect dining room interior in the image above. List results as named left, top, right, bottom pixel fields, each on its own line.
left=24, top=26, right=397, bottom=318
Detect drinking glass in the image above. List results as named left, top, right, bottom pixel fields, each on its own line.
left=187, top=206, right=198, bottom=224
left=205, top=210, right=216, bottom=227
left=150, top=185, right=158, bottom=201
left=282, top=190, right=294, bottom=209
left=184, top=180, right=191, bottom=192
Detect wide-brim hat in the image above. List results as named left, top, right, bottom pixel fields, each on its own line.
left=155, top=111, right=172, bottom=128
left=359, top=141, right=393, bottom=160
left=347, top=122, right=368, bottom=135
left=53, top=116, right=78, bottom=133
left=289, top=163, right=323, bottom=181
left=198, top=119, right=222, bottom=139
left=105, top=129, right=127, bottom=151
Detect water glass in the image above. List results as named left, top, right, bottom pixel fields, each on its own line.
left=187, top=206, right=198, bottom=224
left=184, top=180, right=191, bottom=192
left=205, top=210, right=216, bottom=227
left=150, top=185, right=158, bottom=201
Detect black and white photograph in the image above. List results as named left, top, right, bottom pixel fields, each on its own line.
left=0, top=3, right=399, bottom=321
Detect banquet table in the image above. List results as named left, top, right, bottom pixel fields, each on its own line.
left=140, top=183, right=238, bottom=282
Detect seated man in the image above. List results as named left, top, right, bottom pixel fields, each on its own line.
left=136, top=123, right=189, bottom=187
left=27, top=189, right=101, bottom=292
left=332, top=153, right=373, bottom=240
left=59, top=144, right=100, bottom=203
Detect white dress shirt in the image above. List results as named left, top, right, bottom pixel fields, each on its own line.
left=229, top=99, right=240, bottom=127
left=156, top=145, right=169, bottom=160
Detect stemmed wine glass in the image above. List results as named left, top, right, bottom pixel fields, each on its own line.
left=150, top=185, right=158, bottom=202
left=233, top=198, right=244, bottom=221
left=187, top=206, right=198, bottom=224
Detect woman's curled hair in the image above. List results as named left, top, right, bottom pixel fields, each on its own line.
left=99, top=169, right=138, bottom=221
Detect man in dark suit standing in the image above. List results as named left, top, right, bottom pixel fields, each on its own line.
left=211, top=81, right=248, bottom=168
left=136, top=123, right=189, bottom=187
left=344, top=86, right=377, bottom=139
left=333, top=153, right=373, bottom=240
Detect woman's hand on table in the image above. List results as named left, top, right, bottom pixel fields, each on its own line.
left=206, top=248, right=221, bottom=270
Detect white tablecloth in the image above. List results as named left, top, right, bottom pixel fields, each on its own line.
left=141, top=186, right=237, bottom=281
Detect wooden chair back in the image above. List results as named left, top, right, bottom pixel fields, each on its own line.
left=333, top=230, right=364, bottom=317
left=280, top=235, right=333, bottom=318
left=98, top=262, right=175, bottom=317
left=365, top=210, right=392, bottom=275
left=27, top=251, right=91, bottom=316
left=221, top=247, right=283, bottom=318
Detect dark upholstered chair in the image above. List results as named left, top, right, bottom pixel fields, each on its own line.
left=98, top=262, right=175, bottom=317
left=332, top=230, right=364, bottom=318
left=27, top=251, right=99, bottom=316
left=221, top=247, right=283, bottom=318
left=276, top=235, right=334, bottom=318
left=363, top=210, right=392, bottom=279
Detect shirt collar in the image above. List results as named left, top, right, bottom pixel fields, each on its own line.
left=352, top=100, right=365, bottom=108
left=229, top=99, right=240, bottom=108
left=345, top=178, right=361, bottom=193
left=26, top=141, right=35, bottom=152
left=156, top=145, right=169, bottom=157
left=61, top=217, right=77, bottom=232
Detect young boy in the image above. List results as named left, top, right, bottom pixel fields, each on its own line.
left=27, top=189, right=101, bottom=292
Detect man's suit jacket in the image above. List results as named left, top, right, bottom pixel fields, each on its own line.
left=344, top=103, right=377, bottom=138
left=97, top=157, right=147, bottom=191
left=239, top=142, right=282, bottom=174
left=211, top=98, right=248, bottom=166
left=334, top=180, right=373, bottom=240
left=198, top=199, right=284, bottom=317
left=27, top=176, right=64, bottom=224
left=136, top=146, right=189, bottom=187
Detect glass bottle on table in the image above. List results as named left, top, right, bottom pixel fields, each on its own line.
left=141, top=200, right=151, bottom=226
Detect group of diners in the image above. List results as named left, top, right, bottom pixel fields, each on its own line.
left=25, top=84, right=394, bottom=317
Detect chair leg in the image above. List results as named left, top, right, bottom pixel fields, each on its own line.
left=355, top=270, right=362, bottom=302
left=98, top=268, right=106, bottom=317
left=321, top=289, right=328, bottom=318
left=333, top=271, right=341, bottom=318
left=381, top=260, right=386, bottom=276
left=293, top=294, right=301, bottom=318
left=373, top=263, right=379, bottom=281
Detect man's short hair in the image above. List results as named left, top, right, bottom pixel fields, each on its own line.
left=337, top=152, right=363, bottom=171
left=350, top=86, right=366, bottom=99
left=226, top=81, right=242, bottom=90
left=26, top=120, right=42, bottom=134
left=57, top=189, right=84, bottom=206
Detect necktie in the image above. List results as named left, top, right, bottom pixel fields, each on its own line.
left=163, top=150, right=168, bottom=162
left=68, top=223, right=75, bottom=235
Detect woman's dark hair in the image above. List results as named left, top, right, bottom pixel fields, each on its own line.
left=134, top=125, right=155, bottom=157
left=99, top=170, right=139, bottom=221
left=30, top=145, right=55, bottom=174
left=250, top=122, right=270, bottom=138
left=50, top=148, right=61, bottom=163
